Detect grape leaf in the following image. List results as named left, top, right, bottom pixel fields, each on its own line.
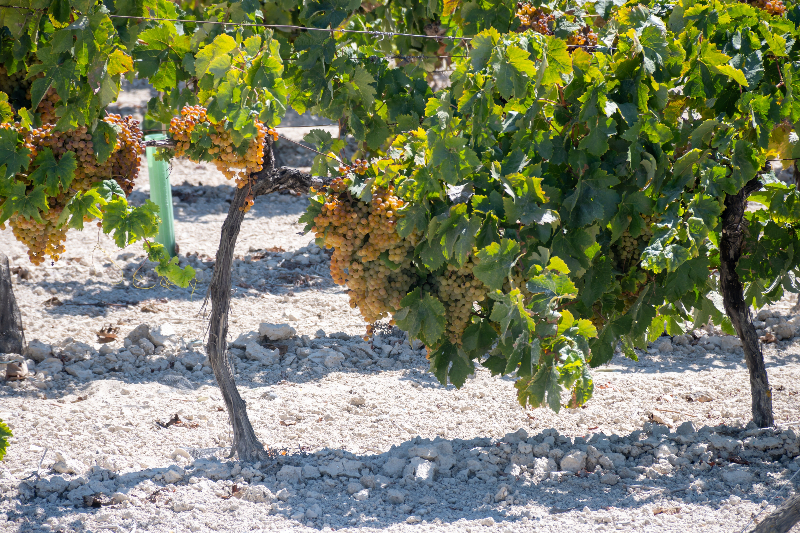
left=29, top=148, right=76, bottom=196
left=473, top=239, right=520, bottom=291
left=0, top=182, right=48, bottom=224
left=429, top=342, right=474, bottom=388
left=93, top=121, right=120, bottom=165
left=394, top=288, right=447, bottom=347
left=101, top=198, right=160, bottom=248
left=67, top=189, right=105, bottom=230
left=0, top=129, right=30, bottom=180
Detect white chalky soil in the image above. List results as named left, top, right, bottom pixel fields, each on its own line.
left=0, top=84, right=799, bottom=533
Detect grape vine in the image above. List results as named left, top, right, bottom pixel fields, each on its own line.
left=2, top=0, right=800, bottom=426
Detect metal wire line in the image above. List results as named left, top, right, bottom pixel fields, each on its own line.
left=0, top=5, right=471, bottom=41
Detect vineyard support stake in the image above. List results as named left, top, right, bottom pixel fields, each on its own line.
left=145, top=134, right=177, bottom=257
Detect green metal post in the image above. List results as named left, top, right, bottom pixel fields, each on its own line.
left=144, top=134, right=176, bottom=257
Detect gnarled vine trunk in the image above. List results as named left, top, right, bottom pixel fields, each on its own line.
left=719, top=178, right=774, bottom=428
left=751, top=492, right=800, bottom=533
left=0, top=253, right=25, bottom=356
left=203, top=140, right=325, bottom=460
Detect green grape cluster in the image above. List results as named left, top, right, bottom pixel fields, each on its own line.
left=0, top=64, right=31, bottom=104
left=0, top=115, right=143, bottom=265
left=614, top=214, right=659, bottom=271
left=311, top=179, right=421, bottom=325
left=431, top=260, right=488, bottom=344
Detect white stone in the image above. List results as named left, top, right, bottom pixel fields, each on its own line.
left=276, top=488, right=292, bottom=501
left=171, top=448, right=192, bottom=461
left=126, top=324, right=150, bottom=343
left=305, top=503, right=322, bottom=519
left=163, top=468, right=183, bottom=484
left=231, top=331, right=259, bottom=349
left=319, top=461, right=345, bottom=477
left=302, top=464, right=321, bottom=479
left=382, top=457, right=407, bottom=478
left=559, top=450, right=587, bottom=473
left=324, top=353, right=345, bottom=368
left=654, top=338, right=673, bottom=353
left=600, top=473, right=620, bottom=485
left=52, top=459, right=86, bottom=475
left=276, top=466, right=302, bottom=484
left=65, top=364, right=92, bottom=380
left=25, top=340, right=52, bottom=362
left=410, top=445, right=438, bottom=460
left=721, top=466, right=754, bottom=486
left=258, top=323, right=296, bottom=340
left=387, top=489, right=405, bottom=504
left=237, top=486, right=273, bottom=503
left=245, top=342, right=280, bottom=365
left=708, top=434, right=742, bottom=453
left=408, top=457, right=436, bottom=483
left=149, top=323, right=177, bottom=347
left=353, top=489, right=369, bottom=501
left=36, top=357, right=63, bottom=376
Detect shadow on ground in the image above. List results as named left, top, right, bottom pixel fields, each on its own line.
left=5, top=428, right=766, bottom=532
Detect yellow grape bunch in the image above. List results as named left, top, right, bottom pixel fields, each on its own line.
left=753, top=0, right=787, bottom=14
left=515, top=4, right=598, bottom=48
left=311, top=179, right=422, bottom=324
left=431, top=261, right=488, bottom=344
left=169, top=106, right=279, bottom=202
left=0, top=116, right=143, bottom=265
left=515, top=3, right=555, bottom=34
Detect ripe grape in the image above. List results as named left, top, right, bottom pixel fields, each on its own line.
left=312, top=179, right=421, bottom=325
left=0, top=116, right=144, bottom=265
left=169, top=105, right=278, bottom=206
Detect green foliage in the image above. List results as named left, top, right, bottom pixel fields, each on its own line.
left=0, top=418, right=10, bottom=461
left=3, top=0, right=800, bottom=414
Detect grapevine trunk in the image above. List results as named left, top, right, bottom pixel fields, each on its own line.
left=0, top=253, right=25, bottom=356
left=719, top=178, right=775, bottom=428
left=205, top=140, right=322, bottom=460
left=751, top=493, right=800, bottom=533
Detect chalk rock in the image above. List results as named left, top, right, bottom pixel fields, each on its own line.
left=708, top=434, right=742, bottom=453
left=276, top=466, right=302, bottom=484
left=37, top=357, right=63, bottom=376
left=192, top=459, right=231, bottom=480
left=382, top=457, right=407, bottom=478
left=324, top=353, right=345, bottom=368
left=149, top=323, right=177, bottom=347
left=35, top=475, right=68, bottom=496
left=676, top=421, right=697, bottom=435
left=163, top=467, right=184, bottom=484
left=409, top=445, right=438, bottom=461
left=245, top=341, right=280, bottom=365
left=306, top=503, right=322, bottom=519
left=405, top=457, right=436, bottom=483
left=302, top=465, right=321, bottom=479
left=231, top=331, right=259, bottom=349
left=181, top=351, right=205, bottom=370
left=600, top=473, right=620, bottom=485
left=721, top=465, right=754, bottom=486
left=25, top=340, right=52, bottom=362
left=559, top=450, right=587, bottom=473
left=237, top=485, right=273, bottom=503
left=718, top=336, right=742, bottom=352
left=387, top=489, right=405, bottom=504
left=126, top=324, right=150, bottom=343
left=259, top=323, right=296, bottom=340
left=654, top=338, right=673, bottom=353
left=65, top=364, right=92, bottom=381
left=353, top=489, right=369, bottom=502
left=746, top=436, right=783, bottom=451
